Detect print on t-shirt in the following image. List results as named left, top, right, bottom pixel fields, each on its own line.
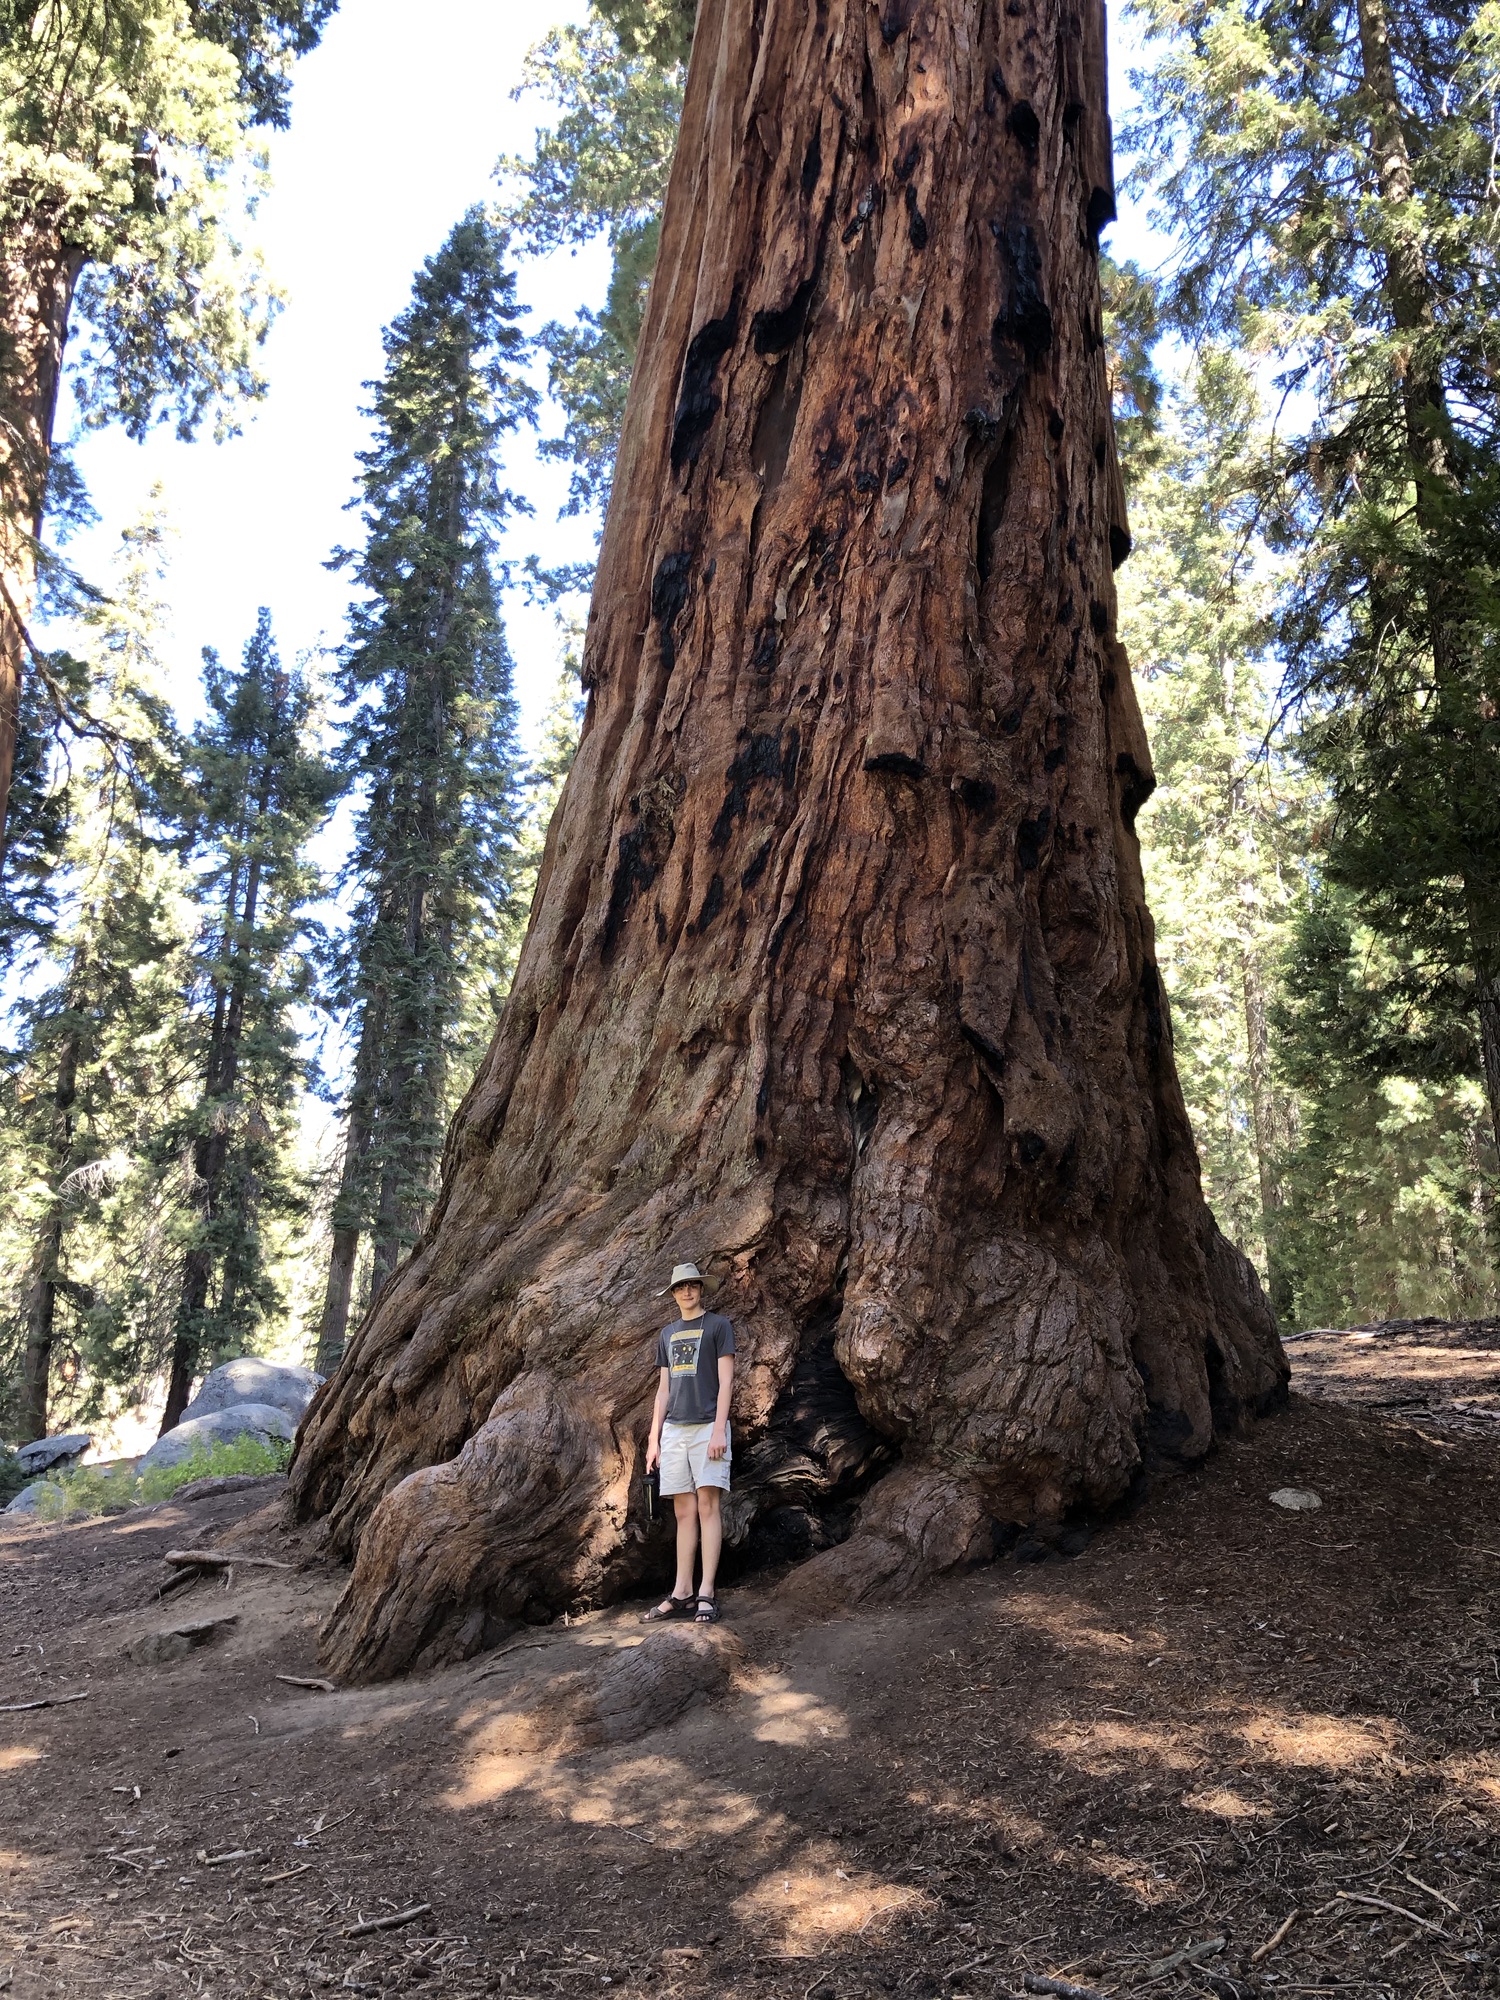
left=668, top=1329, right=703, bottom=1379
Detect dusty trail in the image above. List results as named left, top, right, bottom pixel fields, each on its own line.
left=2, top=1329, right=1498, bottom=1999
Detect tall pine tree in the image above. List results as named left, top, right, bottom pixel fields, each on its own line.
left=4, top=504, right=193, bottom=1440
left=315, top=210, right=533, bottom=1373
left=159, top=609, right=335, bottom=1431
left=1125, top=0, right=1500, bottom=1159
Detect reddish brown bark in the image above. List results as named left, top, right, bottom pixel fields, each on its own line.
left=0, top=204, right=81, bottom=866
left=291, top=0, right=1287, bottom=1681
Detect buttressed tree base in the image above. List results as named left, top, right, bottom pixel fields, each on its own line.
left=291, top=0, right=1288, bottom=1682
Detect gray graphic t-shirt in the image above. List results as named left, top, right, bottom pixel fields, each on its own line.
left=656, top=1312, right=735, bottom=1426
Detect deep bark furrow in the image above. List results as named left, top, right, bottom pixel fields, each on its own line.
left=291, top=0, right=1286, bottom=1679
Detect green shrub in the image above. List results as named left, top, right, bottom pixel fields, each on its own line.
left=0, top=1449, right=31, bottom=1508
left=135, top=1432, right=292, bottom=1505
left=22, top=1433, right=292, bottom=1521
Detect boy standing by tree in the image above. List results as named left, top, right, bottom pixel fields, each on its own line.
left=644, top=1261, right=735, bottom=1623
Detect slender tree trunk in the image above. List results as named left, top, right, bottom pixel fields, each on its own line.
left=0, top=210, right=83, bottom=870
left=20, top=1020, right=82, bottom=1441
left=316, top=1001, right=384, bottom=1376
left=292, top=0, right=1286, bottom=1683
left=160, top=765, right=271, bottom=1433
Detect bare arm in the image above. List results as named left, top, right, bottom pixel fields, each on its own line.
left=646, top=1366, right=670, bottom=1472
left=708, top=1352, right=734, bottom=1460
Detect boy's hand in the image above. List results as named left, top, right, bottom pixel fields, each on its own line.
left=708, top=1426, right=727, bottom=1461
left=645, top=1436, right=660, bottom=1474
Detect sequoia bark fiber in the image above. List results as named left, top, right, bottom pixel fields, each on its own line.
left=292, top=0, right=1287, bottom=1681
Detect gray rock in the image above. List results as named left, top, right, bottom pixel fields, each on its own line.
left=181, top=1358, right=322, bottom=1425
left=137, top=1402, right=296, bottom=1474
left=3, top=1479, right=65, bottom=1517
left=1270, top=1486, right=1323, bottom=1511
left=125, top=1615, right=237, bottom=1666
left=16, top=1432, right=92, bottom=1475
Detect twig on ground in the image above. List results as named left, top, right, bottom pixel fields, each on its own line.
left=1401, top=1870, right=1461, bottom=1914
left=197, top=1849, right=261, bottom=1868
left=343, top=1903, right=431, bottom=1938
left=0, top=1691, right=89, bottom=1712
left=1335, top=1890, right=1446, bottom=1935
left=276, top=1674, right=338, bottom=1693
left=1250, top=1911, right=1301, bottom=1963
left=262, top=1862, right=311, bottom=1885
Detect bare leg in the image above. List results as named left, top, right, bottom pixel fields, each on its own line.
left=673, top=1491, right=700, bottom=1598
left=696, top=1486, right=723, bottom=1599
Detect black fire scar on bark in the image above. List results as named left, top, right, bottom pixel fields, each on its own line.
left=711, top=730, right=800, bottom=850
left=753, top=277, right=817, bottom=356
left=650, top=550, right=693, bottom=671
left=670, top=304, right=739, bottom=471
left=1115, top=751, right=1154, bottom=829
left=992, top=219, right=1053, bottom=365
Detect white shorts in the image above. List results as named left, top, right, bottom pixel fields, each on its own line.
left=659, top=1420, right=731, bottom=1495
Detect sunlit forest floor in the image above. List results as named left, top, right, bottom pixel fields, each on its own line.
left=3, top=1331, right=1499, bottom=2000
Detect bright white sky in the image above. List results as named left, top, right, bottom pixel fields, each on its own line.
left=60, top=0, right=604, bottom=746
left=58, top=1, right=1157, bottom=753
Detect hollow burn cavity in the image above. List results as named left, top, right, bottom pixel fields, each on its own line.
left=991, top=219, right=1053, bottom=366
left=724, top=1304, right=897, bottom=1576
left=975, top=425, right=1018, bottom=584
left=751, top=354, right=802, bottom=495
left=842, top=1055, right=880, bottom=1158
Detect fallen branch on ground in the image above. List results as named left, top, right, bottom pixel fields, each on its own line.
left=0, top=1692, right=90, bottom=1712
left=276, top=1674, right=338, bottom=1692
left=343, top=1903, right=431, bottom=1937
left=163, top=1549, right=292, bottom=1571
left=1024, top=1976, right=1117, bottom=2000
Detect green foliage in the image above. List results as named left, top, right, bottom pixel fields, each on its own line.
left=0, top=504, right=199, bottom=1437
left=1273, top=884, right=1499, bottom=1326
left=1, top=0, right=336, bottom=446
left=161, top=608, right=336, bottom=1384
left=0, top=1446, right=29, bottom=1507
left=17, top=1430, right=290, bottom=1518
left=500, top=10, right=684, bottom=518
left=134, top=1426, right=290, bottom=1501
left=1124, top=352, right=1307, bottom=1293
left=327, top=209, right=533, bottom=1283
left=1124, top=0, right=1500, bottom=1147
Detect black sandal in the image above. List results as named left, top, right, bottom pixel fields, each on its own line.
left=694, top=1592, right=720, bottom=1623
left=644, top=1592, right=696, bottom=1621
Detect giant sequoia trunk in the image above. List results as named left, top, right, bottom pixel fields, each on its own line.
left=291, top=0, right=1286, bottom=1681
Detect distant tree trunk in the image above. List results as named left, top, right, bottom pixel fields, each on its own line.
left=292, top=0, right=1286, bottom=1682
left=160, top=777, right=270, bottom=1434
left=19, top=1022, right=81, bottom=1442
left=315, top=1004, right=383, bottom=1377
left=0, top=211, right=82, bottom=872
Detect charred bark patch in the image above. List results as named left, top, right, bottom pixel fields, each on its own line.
left=710, top=729, right=798, bottom=851
left=864, top=748, right=927, bottom=778
left=1087, top=182, right=1117, bottom=235
left=650, top=550, right=694, bottom=671
left=1016, top=808, right=1052, bottom=871
left=879, top=0, right=917, bottom=43
left=904, top=184, right=929, bottom=249
left=992, top=219, right=1053, bottom=365
left=1109, top=522, right=1133, bottom=568
left=693, top=872, right=726, bottom=931
left=842, top=1057, right=880, bottom=1156
left=801, top=132, right=822, bottom=196
left=752, top=277, right=817, bottom=355
left=670, top=304, right=739, bottom=471
left=1007, top=100, right=1041, bottom=151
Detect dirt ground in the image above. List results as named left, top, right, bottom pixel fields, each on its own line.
left=4, top=1323, right=1499, bottom=2000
